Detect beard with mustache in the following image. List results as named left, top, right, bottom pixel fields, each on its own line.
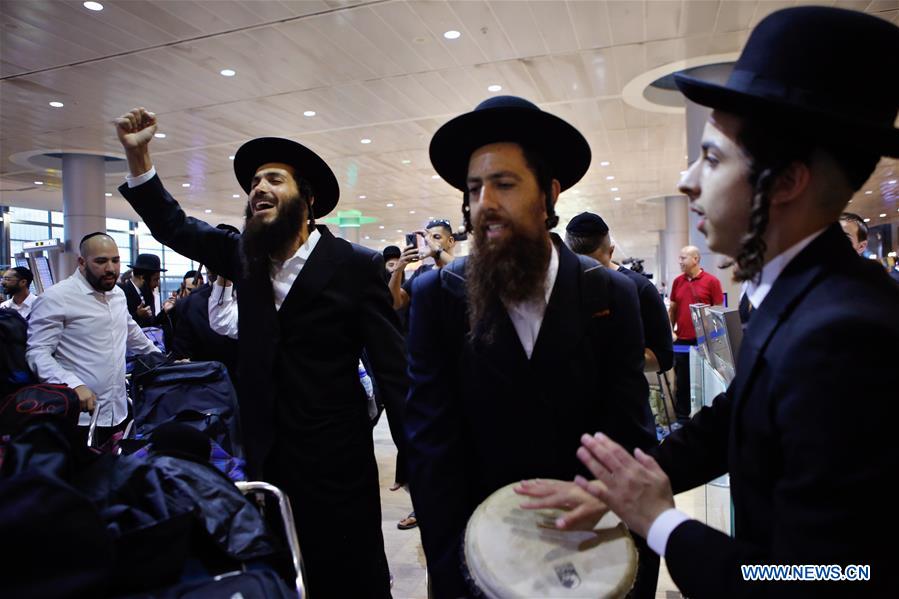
left=240, top=190, right=306, bottom=280
left=466, top=209, right=552, bottom=345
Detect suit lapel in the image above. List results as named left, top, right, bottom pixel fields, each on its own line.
left=279, top=226, right=350, bottom=314
left=729, top=225, right=846, bottom=415
left=529, top=239, right=583, bottom=370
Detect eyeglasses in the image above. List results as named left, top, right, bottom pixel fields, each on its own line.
left=1, top=276, right=20, bottom=283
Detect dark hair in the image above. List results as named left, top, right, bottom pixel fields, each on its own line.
left=8, top=266, right=33, bottom=285
left=732, top=118, right=880, bottom=282
left=425, top=219, right=453, bottom=237
left=133, top=268, right=154, bottom=280
left=183, top=270, right=199, bottom=282
left=839, top=212, right=868, bottom=242
left=565, top=231, right=608, bottom=256
left=461, top=142, right=558, bottom=233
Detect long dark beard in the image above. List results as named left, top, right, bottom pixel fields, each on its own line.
left=466, top=223, right=552, bottom=345
left=240, top=193, right=305, bottom=280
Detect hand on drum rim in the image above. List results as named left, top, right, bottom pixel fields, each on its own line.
left=513, top=478, right=610, bottom=531
left=575, top=432, right=675, bottom=539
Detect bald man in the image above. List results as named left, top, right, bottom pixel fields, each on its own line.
left=27, top=232, right=160, bottom=445
left=668, top=246, right=723, bottom=421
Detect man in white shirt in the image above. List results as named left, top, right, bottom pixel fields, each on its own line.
left=572, top=7, right=899, bottom=598
left=1, top=266, right=36, bottom=319
left=404, top=95, right=656, bottom=597
left=26, top=232, right=160, bottom=445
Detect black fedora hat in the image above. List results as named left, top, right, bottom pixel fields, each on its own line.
left=233, top=137, right=340, bottom=217
left=128, top=253, right=166, bottom=272
left=429, top=95, right=591, bottom=192
left=675, top=6, right=899, bottom=157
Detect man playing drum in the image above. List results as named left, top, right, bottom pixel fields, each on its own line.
left=404, top=95, right=658, bottom=597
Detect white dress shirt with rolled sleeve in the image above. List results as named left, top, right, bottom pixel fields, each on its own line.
left=26, top=269, right=160, bottom=426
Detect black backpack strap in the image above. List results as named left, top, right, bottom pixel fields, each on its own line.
left=577, top=255, right=612, bottom=319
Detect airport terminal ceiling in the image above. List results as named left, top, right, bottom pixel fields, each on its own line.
left=1, top=0, right=897, bottom=260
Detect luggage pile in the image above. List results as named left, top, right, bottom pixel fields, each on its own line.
left=0, top=355, right=305, bottom=598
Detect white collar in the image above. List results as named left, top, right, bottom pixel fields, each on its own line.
left=274, top=228, right=321, bottom=267
left=743, top=227, right=826, bottom=309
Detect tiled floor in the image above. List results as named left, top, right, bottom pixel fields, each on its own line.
left=374, top=418, right=716, bottom=598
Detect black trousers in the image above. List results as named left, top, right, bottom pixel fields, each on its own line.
left=673, top=339, right=696, bottom=421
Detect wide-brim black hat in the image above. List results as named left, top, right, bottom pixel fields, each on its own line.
left=674, top=6, right=899, bottom=157
left=128, top=253, right=166, bottom=272
left=233, top=137, right=340, bottom=217
left=430, top=95, right=591, bottom=191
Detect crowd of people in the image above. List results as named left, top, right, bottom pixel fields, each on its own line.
left=2, top=6, right=898, bottom=598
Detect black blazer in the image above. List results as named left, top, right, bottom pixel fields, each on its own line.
left=120, top=175, right=408, bottom=478
left=120, top=279, right=152, bottom=327
left=655, top=224, right=899, bottom=598
left=405, top=237, right=657, bottom=596
left=617, top=265, right=674, bottom=372
left=171, top=283, right=239, bottom=378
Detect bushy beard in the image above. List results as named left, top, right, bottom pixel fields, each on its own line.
left=240, top=192, right=305, bottom=280
left=466, top=213, right=552, bottom=345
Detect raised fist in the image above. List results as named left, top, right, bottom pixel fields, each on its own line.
left=114, top=107, right=157, bottom=150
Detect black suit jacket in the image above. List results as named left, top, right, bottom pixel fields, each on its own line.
left=120, top=280, right=152, bottom=327
left=655, top=224, right=899, bottom=598
left=119, top=175, right=408, bottom=478
left=171, top=283, right=239, bottom=378
left=405, top=237, right=656, bottom=596
left=617, top=265, right=674, bottom=372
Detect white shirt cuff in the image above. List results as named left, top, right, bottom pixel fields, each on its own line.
left=647, top=508, right=691, bottom=557
left=126, top=166, right=157, bottom=188
left=213, top=280, right=235, bottom=301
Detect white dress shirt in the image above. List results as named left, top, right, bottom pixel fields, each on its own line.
left=26, top=269, right=160, bottom=426
left=1, top=292, right=37, bottom=319
left=647, top=226, right=828, bottom=557
left=504, top=243, right=559, bottom=359
left=208, top=280, right=239, bottom=340
left=272, top=228, right=321, bottom=310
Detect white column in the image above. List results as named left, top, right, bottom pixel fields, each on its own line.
left=663, top=195, right=689, bottom=287
left=61, top=154, right=107, bottom=278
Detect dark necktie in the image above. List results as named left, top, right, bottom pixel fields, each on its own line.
left=739, top=293, right=753, bottom=325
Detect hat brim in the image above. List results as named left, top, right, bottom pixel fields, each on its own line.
left=234, top=137, right=340, bottom=217
left=675, top=73, right=899, bottom=158
left=429, top=107, right=591, bottom=191
left=127, top=264, right=167, bottom=272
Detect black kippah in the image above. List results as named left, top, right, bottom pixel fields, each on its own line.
left=565, top=212, right=609, bottom=236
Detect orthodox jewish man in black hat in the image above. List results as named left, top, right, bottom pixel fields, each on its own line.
left=120, top=252, right=167, bottom=328
left=568, top=7, right=899, bottom=598
left=114, top=110, right=407, bottom=598
left=404, top=95, right=658, bottom=597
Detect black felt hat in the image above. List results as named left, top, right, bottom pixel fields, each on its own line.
left=675, top=6, right=899, bottom=157
left=128, top=253, right=166, bottom=272
left=566, top=212, right=609, bottom=237
left=429, top=95, right=591, bottom=191
left=233, top=137, right=340, bottom=217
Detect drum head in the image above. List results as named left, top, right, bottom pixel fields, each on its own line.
left=464, top=482, right=637, bottom=598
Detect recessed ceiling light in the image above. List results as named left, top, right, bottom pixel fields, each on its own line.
left=182, top=183, right=191, bottom=188
left=232, top=194, right=240, bottom=198
left=680, top=170, right=688, bottom=175
left=606, top=175, right=615, bottom=180
left=487, top=84, right=502, bottom=92
left=444, top=30, right=461, bottom=40
left=431, top=175, right=440, bottom=180
left=154, top=133, right=166, bottom=139
left=889, top=179, right=897, bottom=185
left=105, top=192, right=112, bottom=197
left=204, top=209, right=213, bottom=214
left=359, top=195, right=367, bottom=199
left=381, top=239, right=386, bottom=242
left=34, top=181, right=44, bottom=185
left=600, top=161, right=610, bottom=167
left=863, top=218, right=871, bottom=222
left=379, top=225, right=385, bottom=229
left=303, top=110, right=316, bottom=117
left=401, top=159, right=411, bottom=165
left=360, top=138, right=372, bottom=144
left=409, top=210, right=416, bottom=214
left=228, top=155, right=235, bottom=160
left=610, top=187, right=619, bottom=191
left=220, top=69, right=236, bottom=77
left=880, top=213, right=887, bottom=218
left=83, top=1, right=103, bottom=11
left=613, top=196, right=622, bottom=201
left=49, top=101, right=64, bottom=108
left=864, top=190, right=873, bottom=195
left=396, top=229, right=403, bottom=233
left=365, top=235, right=371, bottom=240
left=386, top=203, right=394, bottom=207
